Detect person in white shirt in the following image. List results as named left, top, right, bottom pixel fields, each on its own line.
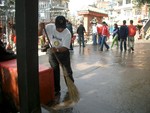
left=39, top=16, right=74, bottom=96
left=92, top=23, right=98, bottom=45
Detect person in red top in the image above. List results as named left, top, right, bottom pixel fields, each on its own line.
left=128, top=20, right=136, bottom=52
left=100, top=21, right=109, bottom=51
left=97, top=23, right=102, bottom=45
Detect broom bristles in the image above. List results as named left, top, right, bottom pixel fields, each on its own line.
left=62, top=66, right=80, bottom=102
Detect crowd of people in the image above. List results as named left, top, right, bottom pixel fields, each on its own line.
left=90, top=19, right=137, bottom=52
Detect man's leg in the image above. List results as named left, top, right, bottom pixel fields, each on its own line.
left=98, top=35, right=102, bottom=45
left=124, top=39, right=127, bottom=51
left=128, top=37, right=132, bottom=52
left=82, top=36, right=85, bottom=47
left=48, top=51, right=60, bottom=94
left=120, top=39, right=123, bottom=51
left=104, top=36, right=109, bottom=50
left=92, top=34, right=97, bottom=45
left=131, top=37, right=135, bottom=51
left=100, top=36, right=104, bottom=51
left=78, top=36, right=81, bottom=47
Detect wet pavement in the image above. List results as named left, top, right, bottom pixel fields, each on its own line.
left=39, top=40, right=150, bottom=113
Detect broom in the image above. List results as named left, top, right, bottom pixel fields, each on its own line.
left=43, top=27, right=80, bottom=109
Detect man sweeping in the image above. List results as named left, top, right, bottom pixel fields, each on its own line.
left=39, top=16, right=74, bottom=97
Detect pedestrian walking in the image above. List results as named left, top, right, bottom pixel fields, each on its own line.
left=39, top=16, right=74, bottom=96
left=119, top=20, right=128, bottom=52
left=66, top=19, right=74, bottom=50
left=100, top=21, right=110, bottom=51
left=97, top=23, right=103, bottom=45
left=77, top=23, right=86, bottom=47
left=128, top=20, right=136, bottom=52
left=111, top=23, right=120, bottom=49
left=92, top=23, right=98, bottom=45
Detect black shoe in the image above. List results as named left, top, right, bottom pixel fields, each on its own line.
left=131, top=47, right=134, bottom=51
left=107, top=47, right=109, bottom=50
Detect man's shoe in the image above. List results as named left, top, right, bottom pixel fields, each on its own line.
left=107, top=47, right=109, bottom=50
left=131, top=47, right=134, bottom=51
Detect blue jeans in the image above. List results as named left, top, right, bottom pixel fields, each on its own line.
left=92, top=33, right=97, bottom=45
left=120, top=38, right=127, bottom=51
left=100, top=36, right=109, bottom=51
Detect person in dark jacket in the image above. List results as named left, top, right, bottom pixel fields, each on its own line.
left=66, top=20, right=74, bottom=50
left=119, top=20, right=128, bottom=52
left=77, top=23, right=86, bottom=47
left=0, top=27, right=16, bottom=62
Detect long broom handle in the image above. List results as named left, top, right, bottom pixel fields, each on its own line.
left=43, top=28, right=52, bottom=48
left=43, top=28, right=67, bottom=77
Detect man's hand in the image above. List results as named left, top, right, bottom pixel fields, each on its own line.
left=50, top=47, right=57, bottom=53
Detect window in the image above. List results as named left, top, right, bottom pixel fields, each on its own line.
left=126, top=0, right=131, bottom=4
left=118, top=1, right=122, bottom=6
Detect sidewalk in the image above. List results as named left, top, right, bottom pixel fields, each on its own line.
left=39, top=39, right=150, bottom=113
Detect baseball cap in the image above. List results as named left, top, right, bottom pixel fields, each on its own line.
left=55, top=16, right=66, bottom=29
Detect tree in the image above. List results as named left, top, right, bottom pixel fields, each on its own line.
left=133, top=0, right=150, bottom=6
left=133, top=0, right=150, bottom=18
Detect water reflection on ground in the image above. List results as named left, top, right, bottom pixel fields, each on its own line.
left=40, top=41, right=150, bottom=113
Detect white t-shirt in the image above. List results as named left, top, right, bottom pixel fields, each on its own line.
left=45, top=23, right=71, bottom=49
left=92, top=25, right=97, bottom=34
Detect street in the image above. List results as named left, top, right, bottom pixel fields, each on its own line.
left=40, top=40, right=150, bottom=113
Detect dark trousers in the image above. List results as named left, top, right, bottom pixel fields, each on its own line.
left=48, top=49, right=74, bottom=92
left=78, top=35, right=85, bottom=47
left=120, top=38, right=127, bottom=51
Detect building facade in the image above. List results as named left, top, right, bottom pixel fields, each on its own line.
left=96, top=0, right=149, bottom=25
left=39, top=0, right=69, bottom=22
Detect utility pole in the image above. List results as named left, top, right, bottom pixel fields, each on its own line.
left=16, top=0, right=41, bottom=112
